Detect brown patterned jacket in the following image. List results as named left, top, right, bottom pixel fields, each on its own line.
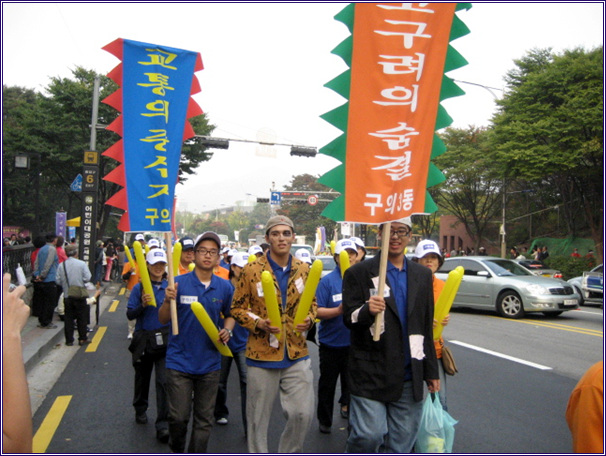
left=231, top=254, right=317, bottom=361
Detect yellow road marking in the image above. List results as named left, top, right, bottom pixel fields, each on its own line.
left=491, top=316, right=603, bottom=337
left=119, top=287, right=126, bottom=295
left=85, top=326, right=107, bottom=352
left=33, top=395, right=72, bottom=453
left=108, top=300, right=120, bottom=312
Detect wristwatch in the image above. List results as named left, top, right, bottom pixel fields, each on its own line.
left=226, top=328, right=233, bottom=338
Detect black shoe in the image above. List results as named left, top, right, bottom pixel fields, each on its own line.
left=340, top=406, right=349, bottom=419
left=78, top=339, right=91, bottom=346
left=319, top=424, right=331, bottom=434
left=135, top=413, right=148, bottom=424
left=66, top=341, right=74, bottom=346
left=156, top=429, right=169, bottom=443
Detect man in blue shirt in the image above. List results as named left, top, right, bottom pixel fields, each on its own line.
left=316, top=239, right=358, bottom=434
left=160, top=231, right=235, bottom=453
left=33, top=233, right=59, bottom=328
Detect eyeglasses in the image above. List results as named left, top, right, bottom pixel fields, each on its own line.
left=269, top=230, right=293, bottom=238
left=195, top=248, right=219, bottom=256
left=389, top=228, right=411, bottom=238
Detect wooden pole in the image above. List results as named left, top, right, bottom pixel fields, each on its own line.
left=373, top=222, right=391, bottom=342
left=164, top=233, right=179, bottom=335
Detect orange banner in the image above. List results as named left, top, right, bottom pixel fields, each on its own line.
left=345, top=3, right=456, bottom=223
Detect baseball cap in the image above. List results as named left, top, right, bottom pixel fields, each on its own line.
left=231, top=252, right=250, bottom=268
left=295, top=248, right=312, bottom=264
left=335, top=239, right=357, bottom=255
left=221, top=247, right=230, bottom=254
left=248, top=245, right=263, bottom=256
left=135, top=233, right=145, bottom=241
left=349, top=236, right=366, bottom=252
left=414, top=240, right=442, bottom=259
left=393, top=217, right=412, bottom=228
left=228, top=249, right=238, bottom=258
left=179, top=237, right=194, bottom=251
left=194, top=231, right=221, bottom=249
left=265, top=215, right=294, bottom=233
left=147, top=248, right=167, bottom=265
left=147, top=239, right=160, bottom=249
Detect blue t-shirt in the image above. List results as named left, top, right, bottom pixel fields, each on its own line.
left=166, top=271, right=234, bottom=375
left=316, top=267, right=350, bottom=348
left=126, top=280, right=170, bottom=332
left=386, top=260, right=411, bottom=380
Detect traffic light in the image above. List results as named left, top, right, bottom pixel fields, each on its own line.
left=198, top=136, right=230, bottom=150
left=257, top=198, right=270, bottom=203
left=290, top=146, right=317, bottom=157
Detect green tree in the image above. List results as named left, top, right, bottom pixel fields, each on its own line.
left=491, top=47, right=603, bottom=259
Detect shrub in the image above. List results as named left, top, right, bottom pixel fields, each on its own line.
left=544, top=256, right=595, bottom=281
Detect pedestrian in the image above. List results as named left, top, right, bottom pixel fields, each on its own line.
left=2, top=273, right=33, bottom=453
left=219, top=247, right=231, bottom=271
left=571, top=248, right=581, bottom=258
left=55, top=236, right=68, bottom=315
left=231, top=215, right=317, bottom=453
left=413, top=239, right=451, bottom=410
left=295, top=248, right=312, bottom=265
left=565, top=361, right=603, bottom=453
left=33, top=233, right=59, bottom=329
left=342, top=217, right=440, bottom=453
left=104, top=240, right=116, bottom=282
left=586, top=250, right=596, bottom=268
left=159, top=231, right=235, bottom=453
left=93, top=240, right=104, bottom=285
left=214, top=251, right=250, bottom=434
left=55, top=244, right=92, bottom=346
left=127, top=248, right=170, bottom=444
left=248, top=245, right=264, bottom=259
left=349, top=236, right=367, bottom=263
left=316, top=239, right=358, bottom=434
left=177, top=237, right=195, bottom=275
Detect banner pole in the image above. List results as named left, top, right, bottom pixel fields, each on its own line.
left=373, top=222, right=391, bottom=342
left=164, top=232, right=179, bottom=335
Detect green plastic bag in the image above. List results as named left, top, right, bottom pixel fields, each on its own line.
left=415, top=392, right=458, bottom=453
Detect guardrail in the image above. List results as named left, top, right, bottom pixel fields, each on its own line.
left=2, top=245, right=35, bottom=284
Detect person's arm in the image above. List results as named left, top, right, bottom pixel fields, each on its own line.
left=2, top=274, right=33, bottom=453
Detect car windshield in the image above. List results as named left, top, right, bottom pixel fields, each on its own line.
left=318, top=256, right=336, bottom=271
left=484, top=259, right=533, bottom=277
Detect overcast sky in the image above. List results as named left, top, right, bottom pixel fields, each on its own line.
left=2, top=2, right=603, bottom=214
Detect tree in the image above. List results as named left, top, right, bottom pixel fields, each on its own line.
left=491, top=47, right=603, bottom=259
left=434, top=127, right=502, bottom=252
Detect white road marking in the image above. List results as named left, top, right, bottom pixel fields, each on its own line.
left=449, top=340, right=553, bottom=370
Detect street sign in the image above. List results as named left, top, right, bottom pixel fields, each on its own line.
left=271, top=192, right=281, bottom=206
left=70, top=174, right=83, bottom=192
left=307, top=195, right=318, bottom=206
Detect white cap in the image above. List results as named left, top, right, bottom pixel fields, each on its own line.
left=349, top=236, right=366, bottom=252
left=335, top=239, right=358, bottom=255
left=414, top=240, right=442, bottom=259
left=228, top=249, right=238, bottom=257
left=146, top=248, right=167, bottom=265
left=248, top=245, right=263, bottom=256
left=221, top=247, right=230, bottom=254
left=231, top=252, right=250, bottom=268
left=393, top=217, right=412, bottom=228
left=147, top=239, right=160, bottom=249
left=135, top=233, right=145, bottom=241
left=295, top=248, right=312, bottom=264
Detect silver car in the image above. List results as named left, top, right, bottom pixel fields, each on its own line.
left=316, top=255, right=336, bottom=278
left=435, top=256, right=580, bottom=318
left=568, top=264, right=603, bottom=306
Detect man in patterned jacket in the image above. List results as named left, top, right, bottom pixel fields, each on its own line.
left=231, top=215, right=317, bottom=453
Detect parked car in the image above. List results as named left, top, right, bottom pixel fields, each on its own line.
left=290, top=244, right=314, bottom=258
left=435, top=256, right=580, bottom=319
left=568, top=264, right=603, bottom=306
left=316, top=255, right=336, bottom=278
left=513, top=259, right=563, bottom=278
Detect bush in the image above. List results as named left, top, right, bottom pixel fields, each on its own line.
left=544, top=256, right=596, bottom=281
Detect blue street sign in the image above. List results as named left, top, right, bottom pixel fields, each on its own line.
left=70, top=174, right=83, bottom=192
left=271, top=191, right=281, bottom=206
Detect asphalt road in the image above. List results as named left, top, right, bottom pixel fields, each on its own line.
left=30, top=289, right=602, bottom=454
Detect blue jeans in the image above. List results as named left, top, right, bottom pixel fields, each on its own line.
left=346, top=381, right=423, bottom=453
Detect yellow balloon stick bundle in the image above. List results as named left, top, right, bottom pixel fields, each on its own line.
left=248, top=253, right=256, bottom=263
left=433, top=266, right=464, bottom=340
left=172, top=241, right=182, bottom=277
left=144, top=244, right=150, bottom=255
left=261, top=271, right=282, bottom=338
left=294, top=259, right=323, bottom=334
left=124, top=245, right=137, bottom=270
left=330, top=240, right=336, bottom=256
left=189, top=263, right=195, bottom=272
left=190, top=302, right=233, bottom=357
left=133, top=241, right=156, bottom=307
left=339, top=250, right=351, bottom=278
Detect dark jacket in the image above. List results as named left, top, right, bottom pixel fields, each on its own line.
left=343, top=252, right=438, bottom=403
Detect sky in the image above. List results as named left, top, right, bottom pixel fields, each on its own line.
left=2, top=2, right=604, bottom=215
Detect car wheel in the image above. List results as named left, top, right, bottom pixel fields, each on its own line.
left=572, top=285, right=585, bottom=306
left=497, top=291, right=525, bottom=318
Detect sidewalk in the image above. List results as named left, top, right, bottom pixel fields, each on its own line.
left=21, top=281, right=122, bottom=374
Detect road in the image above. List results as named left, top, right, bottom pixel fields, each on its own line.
left=30, top=290, right=602, bottom=454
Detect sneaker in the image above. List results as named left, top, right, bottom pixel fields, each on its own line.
left=319, top=424, right=331, bottom=434
left=66, top=341, right=74, bottom=346
left=156, top=429, right=169, bottom=443
left=135, top=412, right=148, bottom=424
left=78, top=339, right=91, bottom=346
left=216, top=417, right=228, bottom=425
left=127, top=333, right=133, bottom=340
left=87, top=327, right=94, bottom=333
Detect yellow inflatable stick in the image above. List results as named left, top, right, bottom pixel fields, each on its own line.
left=144, top=244, right=150, bottom=255
left=133, top=241, right=156, bottom=307
left=248, top=253, right=256, bottom=263
left=339, top=250, right=351, bottom=278
left=172, top=242, right=182, bottom=277
left=433, top=266, right=464, bottom=340
left=124, top=245, right=137, bottom=270
left=330, top=240, right=336, bottom=256
left=294, top=259, right=323, bottom=333
left=191, top=302, right=233, bottom=357
left=189, top=263, right=195, bottom=272
left=261, top=270, right=282, bottom=337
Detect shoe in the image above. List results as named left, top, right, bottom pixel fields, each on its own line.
left=135, top=413, right=148, bottom=424
left=78, top=339, right=91, bottom=346
left=319, top=424, right=331, bottom=434
left=87, top=327, right=94, bottom=333
left=127, top=333, right=133, bottom=340
left=38, top=324, right=58, bottom=329
left=216, top=417, right=228, bottom=425
left=340, top=406, right=349, bottom=419
left=156, top=429, right=169, bottom=443
left=66, top=341, right=74, bottom=346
